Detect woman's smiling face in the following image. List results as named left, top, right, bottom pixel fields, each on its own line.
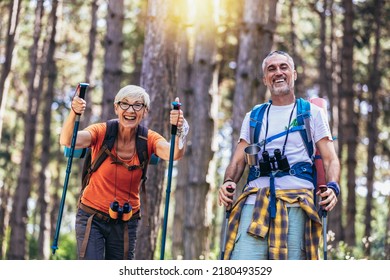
left=115, top=97, right=147, bottom=129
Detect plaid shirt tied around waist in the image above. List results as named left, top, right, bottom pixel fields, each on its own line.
left=223, top=187, right=322, bottom=260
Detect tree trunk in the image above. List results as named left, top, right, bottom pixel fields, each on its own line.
left=172, top=1, right=191, bottom=258
left=0, top=0, right=21, bottom=145
left=288, top=0, right=306, bottom=98
left=385, top=194, right=390, bottom=259
left=315, top=0, right=331, bottom=99
left=136, top=0, right=180, bottom=260
left=183, top=1, right=217, bottom=260
left=232, top=0, right=266, bottom=149
left=81, top=0, right=99, bottom=128
left=258, top=0, right=278, bottom=102
left=78, top=0, right=100, bottom=174
left=364, top=0, right=382, bottom=257
left=7, top=0, right=45, bottom=260
left=327, top=0, right=344, bottom=247
left=341, top=0, right=356, bottom=247
left=37, top=0, right=59, bottom=260
left=0, top=0, right=22, bottom=260
left=0, top=174, right=11, bottom=259
left=101, top=0, right=124, bottom=121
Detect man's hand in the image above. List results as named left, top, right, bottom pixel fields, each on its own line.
left=218, top=181, right=236, bottom=208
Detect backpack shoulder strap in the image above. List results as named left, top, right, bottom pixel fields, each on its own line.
left=136, top=124, right=149, bottom=177
left=296, top=98, right=314, bottom=160
left=249, top=102, right=271, bottom=144
left=81, top=119, right=118, bottom=189
left=104, top=119, right=119, bottom=150
left=89, top=118, right=118, bottom=170
left=135, top=124, right=150, bottom=224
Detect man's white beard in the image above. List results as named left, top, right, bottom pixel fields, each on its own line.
left=271, top=85, right=290, bottom=96
left=271, top=80, right=294, bottom=96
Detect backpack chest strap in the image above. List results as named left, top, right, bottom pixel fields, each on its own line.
left=257, top=125, right=305, bottom=147
left=258, top=162, right=314, bottom=219
left=105, top=149, right=145, bottom=171
left=248, top=162, right=314, bottom=183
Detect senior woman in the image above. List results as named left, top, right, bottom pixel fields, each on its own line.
left=60, top=85, right=189, bottom=260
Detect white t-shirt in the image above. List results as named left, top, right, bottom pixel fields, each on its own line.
left=240, top=101, right=332, bottom=204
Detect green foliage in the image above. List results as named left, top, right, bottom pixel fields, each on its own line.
left=28, top=235, right=39, bottom=260
left=328, top=240, right=363, bottom=260
left=50, top=233, right=77, bottom=260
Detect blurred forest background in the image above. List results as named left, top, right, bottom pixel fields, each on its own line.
left=0, top=0, right=389, bottom=260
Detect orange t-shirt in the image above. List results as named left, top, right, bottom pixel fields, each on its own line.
left=81, top=122, right=165, bottom=214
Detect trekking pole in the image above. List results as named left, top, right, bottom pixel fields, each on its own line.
left=220, top=186, right=234, bottom=260
left=160, top=100, right=181, bottom=260
left=319, top=185, right=328, bottom=260
left=51, top=83, right=89, bottom=255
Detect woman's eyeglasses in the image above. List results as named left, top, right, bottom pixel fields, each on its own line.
left=117, top=102, right=145, bottom=111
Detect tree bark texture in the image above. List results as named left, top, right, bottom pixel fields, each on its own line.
left=101, top=0, right=124, bottom=121
left=364, top=0, right=382, bottom=256
left=341, top=0, right=357, bottom=247
left=81, top=0, right=99, bottom=128
left=172, top=11, right=191, bottom=259
left=0, top=0, right=21, bottom=145
left=37, top=0, right=60, bottom=260
left=136, top=0, right=180, bottom=260
left=7, top=0, right=45, bottom=260
left=184, top=1, right=217, bottom=260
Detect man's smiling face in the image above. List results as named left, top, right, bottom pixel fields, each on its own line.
left=263, top=53, right=297, bottom=96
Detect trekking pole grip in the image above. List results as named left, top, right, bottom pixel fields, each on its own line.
left=78, top=83, right=89, bottom=99
left=226, top=185, right=234, bottom=211
left=73, top=83, right=89, bottom=117
left=319, top=185, right=328, bottom=217
left=171, top=101, right=181, bottom=135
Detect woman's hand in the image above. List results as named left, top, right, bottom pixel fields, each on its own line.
left=71, top=95, right=86, bottom=115
left=170, top=97, right=184, bottom=128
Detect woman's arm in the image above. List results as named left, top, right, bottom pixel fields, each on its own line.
left=59, top=96, right=92, bottom=149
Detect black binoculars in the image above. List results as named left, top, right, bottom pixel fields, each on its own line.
left=108, top=201, right=133, bottom=221
left=258, top=148, right=290, bottom=176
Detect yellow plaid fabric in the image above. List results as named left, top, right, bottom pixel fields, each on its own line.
left=223, top=187, right=322, bottom=260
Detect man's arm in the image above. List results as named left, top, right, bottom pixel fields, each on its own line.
left=218, top=140, right=248, bottom=207
left=316, top=137, right=341, bottom=211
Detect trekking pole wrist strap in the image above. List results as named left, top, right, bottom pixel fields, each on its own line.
left=176, top=119, right=189, bottom=149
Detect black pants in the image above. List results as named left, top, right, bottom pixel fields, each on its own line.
left=75, top=208, right=139, bottom=260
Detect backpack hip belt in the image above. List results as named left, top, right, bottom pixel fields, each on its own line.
left=79, top=203, right=140, bottom=223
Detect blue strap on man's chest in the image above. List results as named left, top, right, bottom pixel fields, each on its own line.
left=249, top=103, right=269, bottom=145
left=247, top=99, right=315, bottom=218
left=248, top=98, right=314, bottom=164
left=267, top=162, right=314, bottom=218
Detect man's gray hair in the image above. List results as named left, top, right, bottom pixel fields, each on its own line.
left=261, top=50, right=295, bottom=73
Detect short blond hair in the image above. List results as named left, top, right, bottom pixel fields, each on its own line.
left=114, top=85, right=150, bottom=110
